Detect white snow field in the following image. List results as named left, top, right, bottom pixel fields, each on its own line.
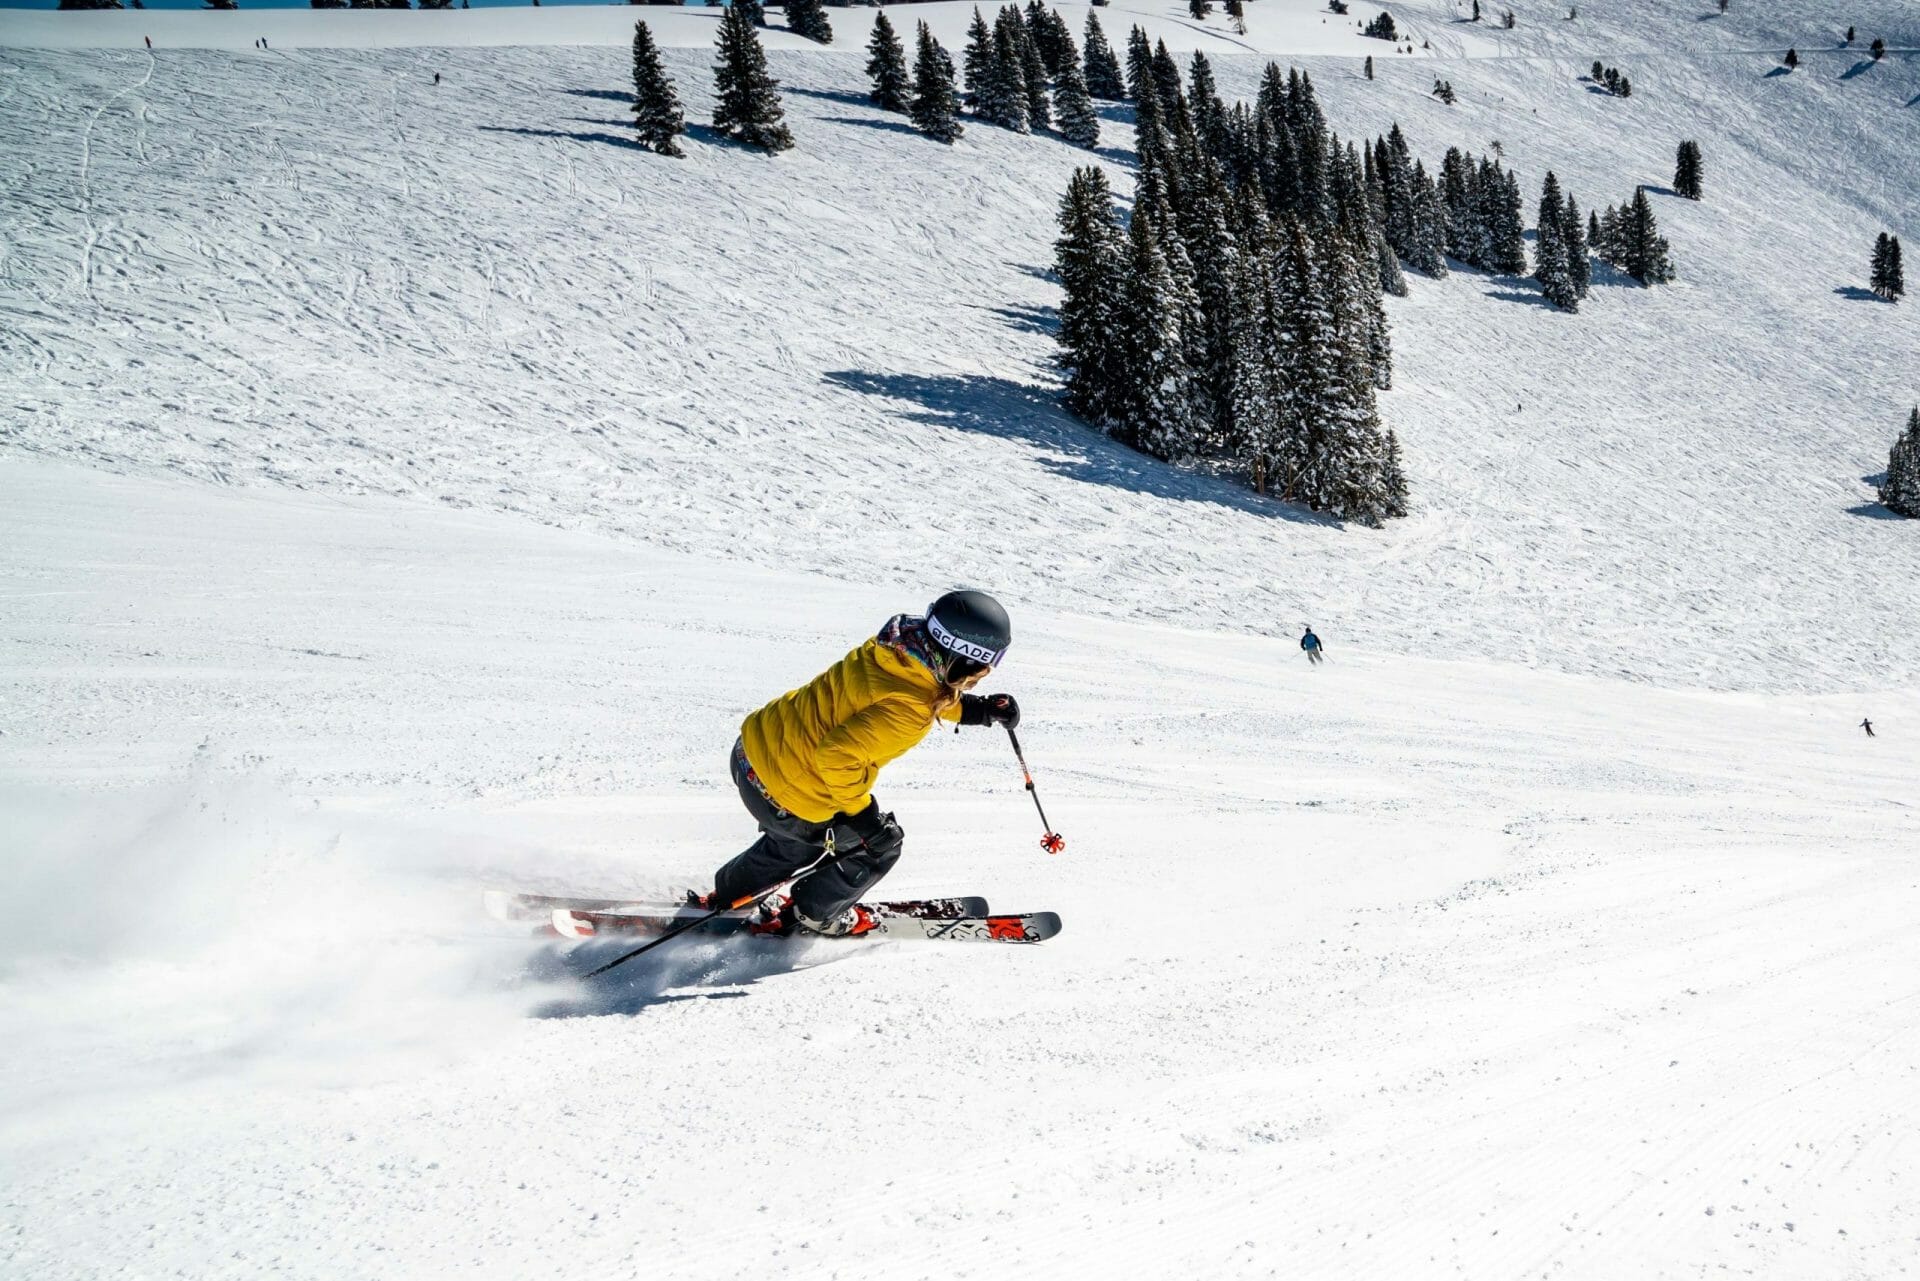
left=3, top=2, right=1920, bottom=1279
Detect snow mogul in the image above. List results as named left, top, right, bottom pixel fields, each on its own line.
left=699, top=590, right=1020, bottom=938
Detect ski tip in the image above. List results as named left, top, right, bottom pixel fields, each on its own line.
left=551, top=909, right=597, bottom=940
left=1016, top=911, right=1063, bottom=942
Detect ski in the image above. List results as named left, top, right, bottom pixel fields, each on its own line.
left=485, top=890, right=986, bottom=925
left=550, top=906, right=1060, bottom=944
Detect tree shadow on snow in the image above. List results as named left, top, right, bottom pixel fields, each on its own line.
left=1846, top=502, right=1904, bottom=521
left=561, top=88, right=632, bottom=103
left=1908, top=92, right=1920, bottom=109
left=980, top=302, right=1059, bottom=335
left=1014, top=262, right=1058, bottom=284
left=823, top=369, right=1339, bottom=526
left=1833, top=285, right=1889, bottom=303
left=1763, top=66, right=1793, bottom=79
left=519, top=935, right=859, bottom=1018
left=1838, top=60, right=1877, bottom=80
left=785, top=85, right=884, bottom=108
left=479, top=124, right=646, bottom=153
left=1483, top=287, right=1560, bottom=310
left=821, top=114, right=923, bottom=138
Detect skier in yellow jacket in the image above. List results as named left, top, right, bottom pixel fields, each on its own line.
left=705, top=590, right=1021, bottom=937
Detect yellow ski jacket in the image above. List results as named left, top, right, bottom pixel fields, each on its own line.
left=740, top=619, right=963, bottom=823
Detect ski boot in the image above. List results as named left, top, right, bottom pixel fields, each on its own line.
left=793, top=902, right=879, bottom=938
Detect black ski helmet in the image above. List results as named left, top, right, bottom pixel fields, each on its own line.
left=925, top=589, right=1011, bottom=679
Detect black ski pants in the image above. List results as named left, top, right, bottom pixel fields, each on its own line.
left=712, top=740, right=902, bottom=922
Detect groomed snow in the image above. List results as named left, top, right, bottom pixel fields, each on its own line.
left=4, top=2, right=1920, bottom=1278
left=3, top=458, right=1918, bottom=1279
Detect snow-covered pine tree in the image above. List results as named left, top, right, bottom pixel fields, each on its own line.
left=866, top=11, right=911, bottom=112
left=1381, top=124, right=1417, bottom=260
left=1015, top=8, right=1053, bottom=130
left=1871, top=233, right=1905, bottom=302
left=1561, top=191, right=1590, bottom=299
left=1783, top=48, right=1798, bottom=70
left=1674, top=140, right=1703, bottom=200
left=1492, top=166, right=1528, bottom=275
left=630, top=20, right=686, bottom=157
left=1053, top=35, right=1100, bottom=149
left=1046, top=9, right=1077, bottom=77
left=1023, top=0, right=1062, bottom=75
left=909, top=21, right=964, bottom=143
left=1149, top=39, right=1186, bottom=122
left=1184, top=171, right=1245, bottom=447
left=736, top=0, right=765, bottom=28
left=1115, top=181, right=1195, bottom=458
left=1229, top=199, right=1285, bottom=494
left=1354, top=229, right=1394, bottom=390
left=1620, top=186, right=1674, bottom=283
left=1880, top=407, right=1920, bottom=517
left=1288, top=70, right=1332, bottom=223
left=1595, top=203, right=1622, bottom=264
left=1381, top=428, right=1409, bottom=518
left=1054, top=166, right=1126, bottom=426
left=712, top=2, right=794, bottom=153
left=963, top=7, right=994, bottom=108
left=1227, top=0, right=1247, bottom=35
left=979, top=13, right=1031, bottom=132
left=1188, top=0, right=1212, bottom=19
left=1409, top=160, right=1448, bottom=277
left=1082, top=13, right=1125, bottom=99
left=785, top=0, right=832, bottom=46
left=1188, top=52, right=1230, bottom=162
left=1534, top=173, right=1577, bottom=310
left=1269, top=221, right=1325, bottom=504
left=1307, top=230, right=1394, bottom=524
left=1440, top=148, right=1473, bottom=260
left=1125, top=24, right=1152, bottom=102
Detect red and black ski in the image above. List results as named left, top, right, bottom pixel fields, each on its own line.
left=549, top=905, right=1061, bottom=944
left=486, top=890, right=989, bottom=927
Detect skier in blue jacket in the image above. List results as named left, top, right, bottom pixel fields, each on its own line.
left=1301, top=626, right=1324, bottom=665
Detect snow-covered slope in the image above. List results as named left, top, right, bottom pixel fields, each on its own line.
left=3, top=1, right=1916, bottom=691
left=4, top=457, right=1918, bottom=1280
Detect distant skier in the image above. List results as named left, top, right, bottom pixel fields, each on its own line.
left=144, top=36, right=151, bottom=50
left=1861, top=718, right=1875, bottom=738
left=433, top=72, right=442, bottom=85
left=698, top=591, right=1020, bottom=938
left=1301, top=626, right=1325, bottom=665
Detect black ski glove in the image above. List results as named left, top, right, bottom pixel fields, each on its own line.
left=959, top=692, right=1021, bottom=729
left=839, top=799, right=905, bottom=856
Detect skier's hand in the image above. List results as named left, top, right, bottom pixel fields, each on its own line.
left=959, top=692, right=1021, bottom=729
left=839, top=799, right=905, bottom=855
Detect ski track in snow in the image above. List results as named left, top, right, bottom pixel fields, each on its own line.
left=3, top=2, right=1920, bottom=1278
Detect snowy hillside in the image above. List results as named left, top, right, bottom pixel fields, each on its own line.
left=4, top=4, right=1920, bottom=1279
left=3, top=0, right=1916, bottom=691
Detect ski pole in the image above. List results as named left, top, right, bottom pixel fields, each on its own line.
left=580, top=844, right=853, bottom=980
left=1006, top=725, right=1065, bottom=854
